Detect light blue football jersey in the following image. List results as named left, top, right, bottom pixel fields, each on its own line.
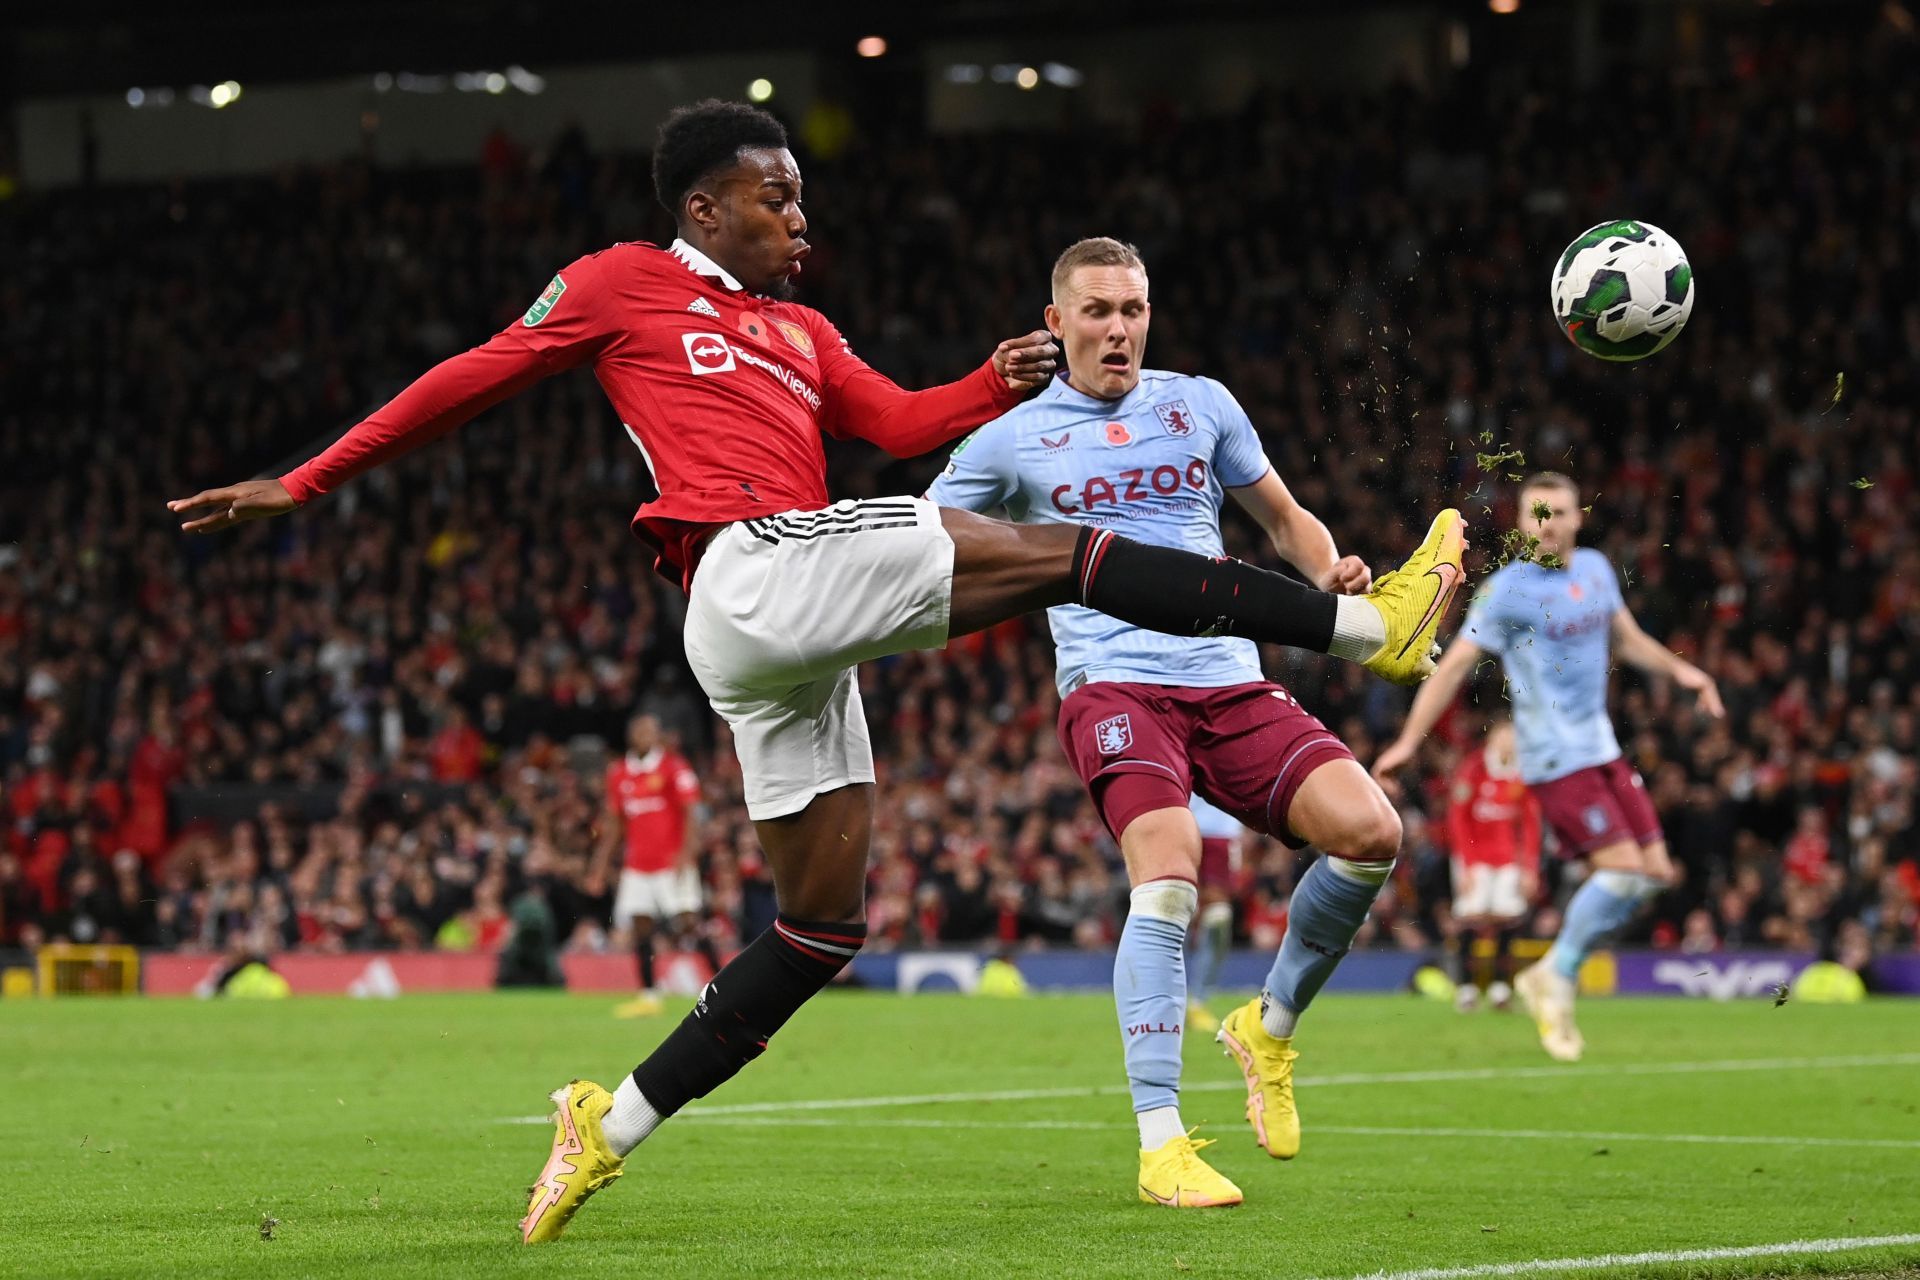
left=928, top=370, right=1271, bottom=696
left=1460, top=547, right=1625, bottom=784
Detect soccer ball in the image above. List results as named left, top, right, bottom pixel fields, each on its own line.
left=1549, top=220, right=1694, bottom=361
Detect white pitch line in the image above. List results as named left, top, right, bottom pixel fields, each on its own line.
left=1291, top=1124, right=1920, bottom=1151
left=523, top=1112, right=1920, bottom=1152
left=498, top=1051, right=1920, bottom=1123
left=1322, top=1232, right=1920, bottom=1280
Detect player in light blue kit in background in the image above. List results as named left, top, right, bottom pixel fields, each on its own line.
left=1373, top=472, right=1722, bottom=1061
left=932, top=238, right=1468, bottom=1207
left=1185, top=795, right=1244, bottom=1034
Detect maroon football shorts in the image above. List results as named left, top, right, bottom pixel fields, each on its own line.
left=1056, top=680, right=1353, bottom=848
left=1528, top=757, right=1664, bottom=857
left=1198, top=836, right=1236, bottom=889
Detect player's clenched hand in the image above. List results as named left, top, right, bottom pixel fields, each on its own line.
left=1370, top=737, right=1417, bottom=789
left=991, top=330, right=1059, bottom=392
left=1317, top=555, right=1372, bottom=595
left=1675, top=664, right=1725, bottom=719
left=167, top=478, right=297, bottom=534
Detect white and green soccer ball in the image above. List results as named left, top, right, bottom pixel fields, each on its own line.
left=1549, top=219, right=1694, bottom=361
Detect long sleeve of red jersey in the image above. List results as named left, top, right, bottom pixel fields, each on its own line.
left=808, top=311, right=1026, bottom=459
left=278, top=335, right=551, bottom=504
left=280, top=254, right=615, bottom=504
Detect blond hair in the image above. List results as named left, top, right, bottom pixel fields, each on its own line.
left=1051, top=237, right=1146, bottom=301
left=1519, top=470, right=1580, bottom=502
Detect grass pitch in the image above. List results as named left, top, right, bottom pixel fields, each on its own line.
left=4, top=989, right=1918, bottom=1279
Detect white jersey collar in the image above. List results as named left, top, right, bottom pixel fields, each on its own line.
left=627, top=747, right=665, bottom=771
left=670, top=238, right=746, bottom=293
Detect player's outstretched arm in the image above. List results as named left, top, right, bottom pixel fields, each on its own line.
left=1610, top=607, right=1724, bottom=717
left=167, top=335, right=553, bottom=534
left=823, top=324, right=1057, bottom=458
left=1372, top=635, right=1484, bottom=782
left=172, top=254, right=617, bottom=533
left=1227, top=469, right=1370, bottom=594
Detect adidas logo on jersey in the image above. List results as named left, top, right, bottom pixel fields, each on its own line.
left=687, top=297, right=721, bottom=318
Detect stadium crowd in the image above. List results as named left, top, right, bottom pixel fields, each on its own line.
left=2, top=19, right=1917, bottom=978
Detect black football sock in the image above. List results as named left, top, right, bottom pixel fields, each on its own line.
left=692, top=933, right=723, bottom=978
left=629, top=915, right=865, bottom=1116
left=1450, top=929, right=1475, bottom=986
left=633, top=929, right=657, bottom=992
left=1495, top=925, right=1522, bottom=983
left=1071, top=527, right=1338, bottom=653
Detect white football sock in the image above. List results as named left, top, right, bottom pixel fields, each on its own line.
left=1329, top=596, right=1388, bottom=663
left=1260, top=998, right=1299, bottom=1040
left=602, top=1075, right=665, bottom=1156
left=1137, top=1105, right=1186, bottom=1151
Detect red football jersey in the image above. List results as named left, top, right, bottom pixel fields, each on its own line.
left=1445, top=748, right=1541, bottom=868
left=607, top=748, right=701, bottom=874
left=280, top=240, right=1023, bottom=587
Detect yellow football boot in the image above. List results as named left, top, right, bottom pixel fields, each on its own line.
left=520, top=1079, right=625, bottom=1243
left=1137, top=1132, right=1243, bottom=1208
left=1216, top=998, right=1301, bottom=1159
left=1186, top=1000, right=1222, bottom=1035
left=1514, top=962, right=1585, bottom=1062
left=1359, top=509, right=1468, bottom=686
left=613, top=994, right=666, bottom=1019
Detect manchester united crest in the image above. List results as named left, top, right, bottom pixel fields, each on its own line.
left=774, top=320, right=815, bottom=358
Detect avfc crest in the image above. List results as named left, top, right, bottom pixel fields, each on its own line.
left=1094, top=713, right=1133, bottom=755
left=1154, top=401, right=1195, bottom=437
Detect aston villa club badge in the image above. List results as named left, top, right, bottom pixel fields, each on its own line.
left=1154, top=401, right=1194, bottom=437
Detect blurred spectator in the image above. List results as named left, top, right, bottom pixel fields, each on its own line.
left=0, top=14, right=1915, bottom=974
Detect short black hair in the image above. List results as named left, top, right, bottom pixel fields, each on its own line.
left=651, top=99, right=789, bottom=220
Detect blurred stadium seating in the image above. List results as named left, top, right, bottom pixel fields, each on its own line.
left=1, top=6, right=1915, bottom=983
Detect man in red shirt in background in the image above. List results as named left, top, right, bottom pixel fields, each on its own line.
left=169, top=99, right=1462, bottom=1243
left=1444, top=717, right=1542, bottom=1012
left=602, top=713, right=716, bottom=1019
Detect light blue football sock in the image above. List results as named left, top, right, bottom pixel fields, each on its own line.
left=1115, top=879, right=1198, bottom=1115
left=1545, top=870, right=1643, bottom=981
left=1261, top=856, right=1393, bottom=1038
left=1187, top=901, right=1232, bottom=1008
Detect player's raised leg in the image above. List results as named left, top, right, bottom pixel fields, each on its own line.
left=939, top=506, right=1466, bottom=688
left=1219, top=759, right=1401, bottom=1159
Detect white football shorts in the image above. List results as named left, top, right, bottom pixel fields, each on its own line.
left=1451, top=860, right=1529, bottom=919
left=613, top=866, right=704, bottom=925
left=683, top=497, right=955, bottom=820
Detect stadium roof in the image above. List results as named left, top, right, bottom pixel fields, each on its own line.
left=3, top=0, right=1873, bottom=101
